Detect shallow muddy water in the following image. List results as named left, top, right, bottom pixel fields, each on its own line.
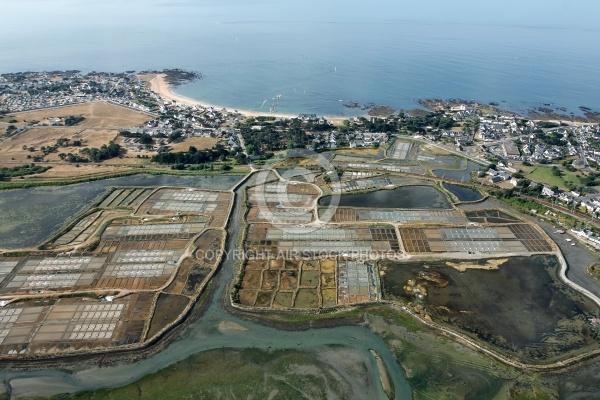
left=0, top=174, right=243, bottom=249
left=381, top=255, right=600, bottom=362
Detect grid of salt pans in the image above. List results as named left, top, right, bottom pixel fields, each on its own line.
left=256, top=193, right=313, bottom=203
left=0, top=308, right=23, bottom=344
left=439, top=228, right=501, bottom=240
left=358, top=210, right=467, bottom=224
left=152, top=201, right=217, bottom=213
left=389, top=142, right=411, bottom=159
left=18, top=257, right=106, bottom=273
left=443, top=241, right=509, bottom=253
left=68, top=303, right=123, bottom=340
left=104, top=263, right=171, bottom=278
left=346, top=163, right=411, bottom=173
left=0, top=261, right=18, bottom=283
left=266, top=227, right=352, bottom=240
left=257, top=210, right=313, bottom=223
left=263, top=183, right=289, bottom=193
left=165, top=192, right=218, bottom=202
left=288, top=242, right=372, bottom=254
left=116, top=223, right=201, bottom=236
left=26, top=257, right=94, bottom=272
left=21, top=273, right=83, bottom=289
left=115, top=250, right=177, bottom=263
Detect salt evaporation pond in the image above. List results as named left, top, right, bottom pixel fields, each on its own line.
left=442, top=183, right=483, bottom=202
left=434, top=161, right=483, bottom=182
left=319, top=186, right=452, bottom=209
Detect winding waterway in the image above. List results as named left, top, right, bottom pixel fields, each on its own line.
left=0, top=173, right=412, bottom=399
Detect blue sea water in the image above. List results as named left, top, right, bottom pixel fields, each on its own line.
left=1, top=0, right=600, bottom=117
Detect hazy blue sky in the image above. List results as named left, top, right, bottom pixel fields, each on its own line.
left=2, top=0, right=599, bottom=30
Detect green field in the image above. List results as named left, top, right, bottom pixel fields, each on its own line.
left=524, top=166, right=582, bottom=190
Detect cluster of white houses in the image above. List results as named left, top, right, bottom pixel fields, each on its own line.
left=0, top=72, right=155, bottom=113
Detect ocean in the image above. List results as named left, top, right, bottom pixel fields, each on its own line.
left=1, top=0, right=600, bottom=117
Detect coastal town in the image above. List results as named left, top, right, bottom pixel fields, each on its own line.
left=1, top=69, right=600, bottom=399
left=3, top=70, right=600, bottom=232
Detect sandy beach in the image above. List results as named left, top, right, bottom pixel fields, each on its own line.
left=146, top=74, right=348, bottom=125
left=148, top=74, right=297, bottom=119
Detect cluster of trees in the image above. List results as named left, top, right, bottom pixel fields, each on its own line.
left=56, top=137, right=82, bottom=147
left=340, top=117, right=398, bottom=133
left=80, top=142, right=122, bottom=162
left=537, top=121, right=560, bottom=129
left=0, top=164, right=50, bottom=180
left=152, top=143, right=231, bottom=164
left=535, top=130, right=569, bottom=146
left=403, top=112, right=455, bottom=133
left=240, top=120, right=315, bottom=154
left=64, top=116, right=85, bottom=126
left=5, top=125, right=17, bottom=135
left=580, top=172, right=600, bottom=187
left=120, top=129, right=185, bottom=144
left=58, top=153, right=88, bottom=163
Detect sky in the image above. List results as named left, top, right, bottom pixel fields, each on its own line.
left=1, top=0, right=599, bottom=30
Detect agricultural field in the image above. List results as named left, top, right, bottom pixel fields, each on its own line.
left=7, top=101, right=152, bottom=128
left=0, top=128, right=119, bottom=163
left=29, top=164, right=130, bottom=179
left=167, top=136, right=217, bottom=152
